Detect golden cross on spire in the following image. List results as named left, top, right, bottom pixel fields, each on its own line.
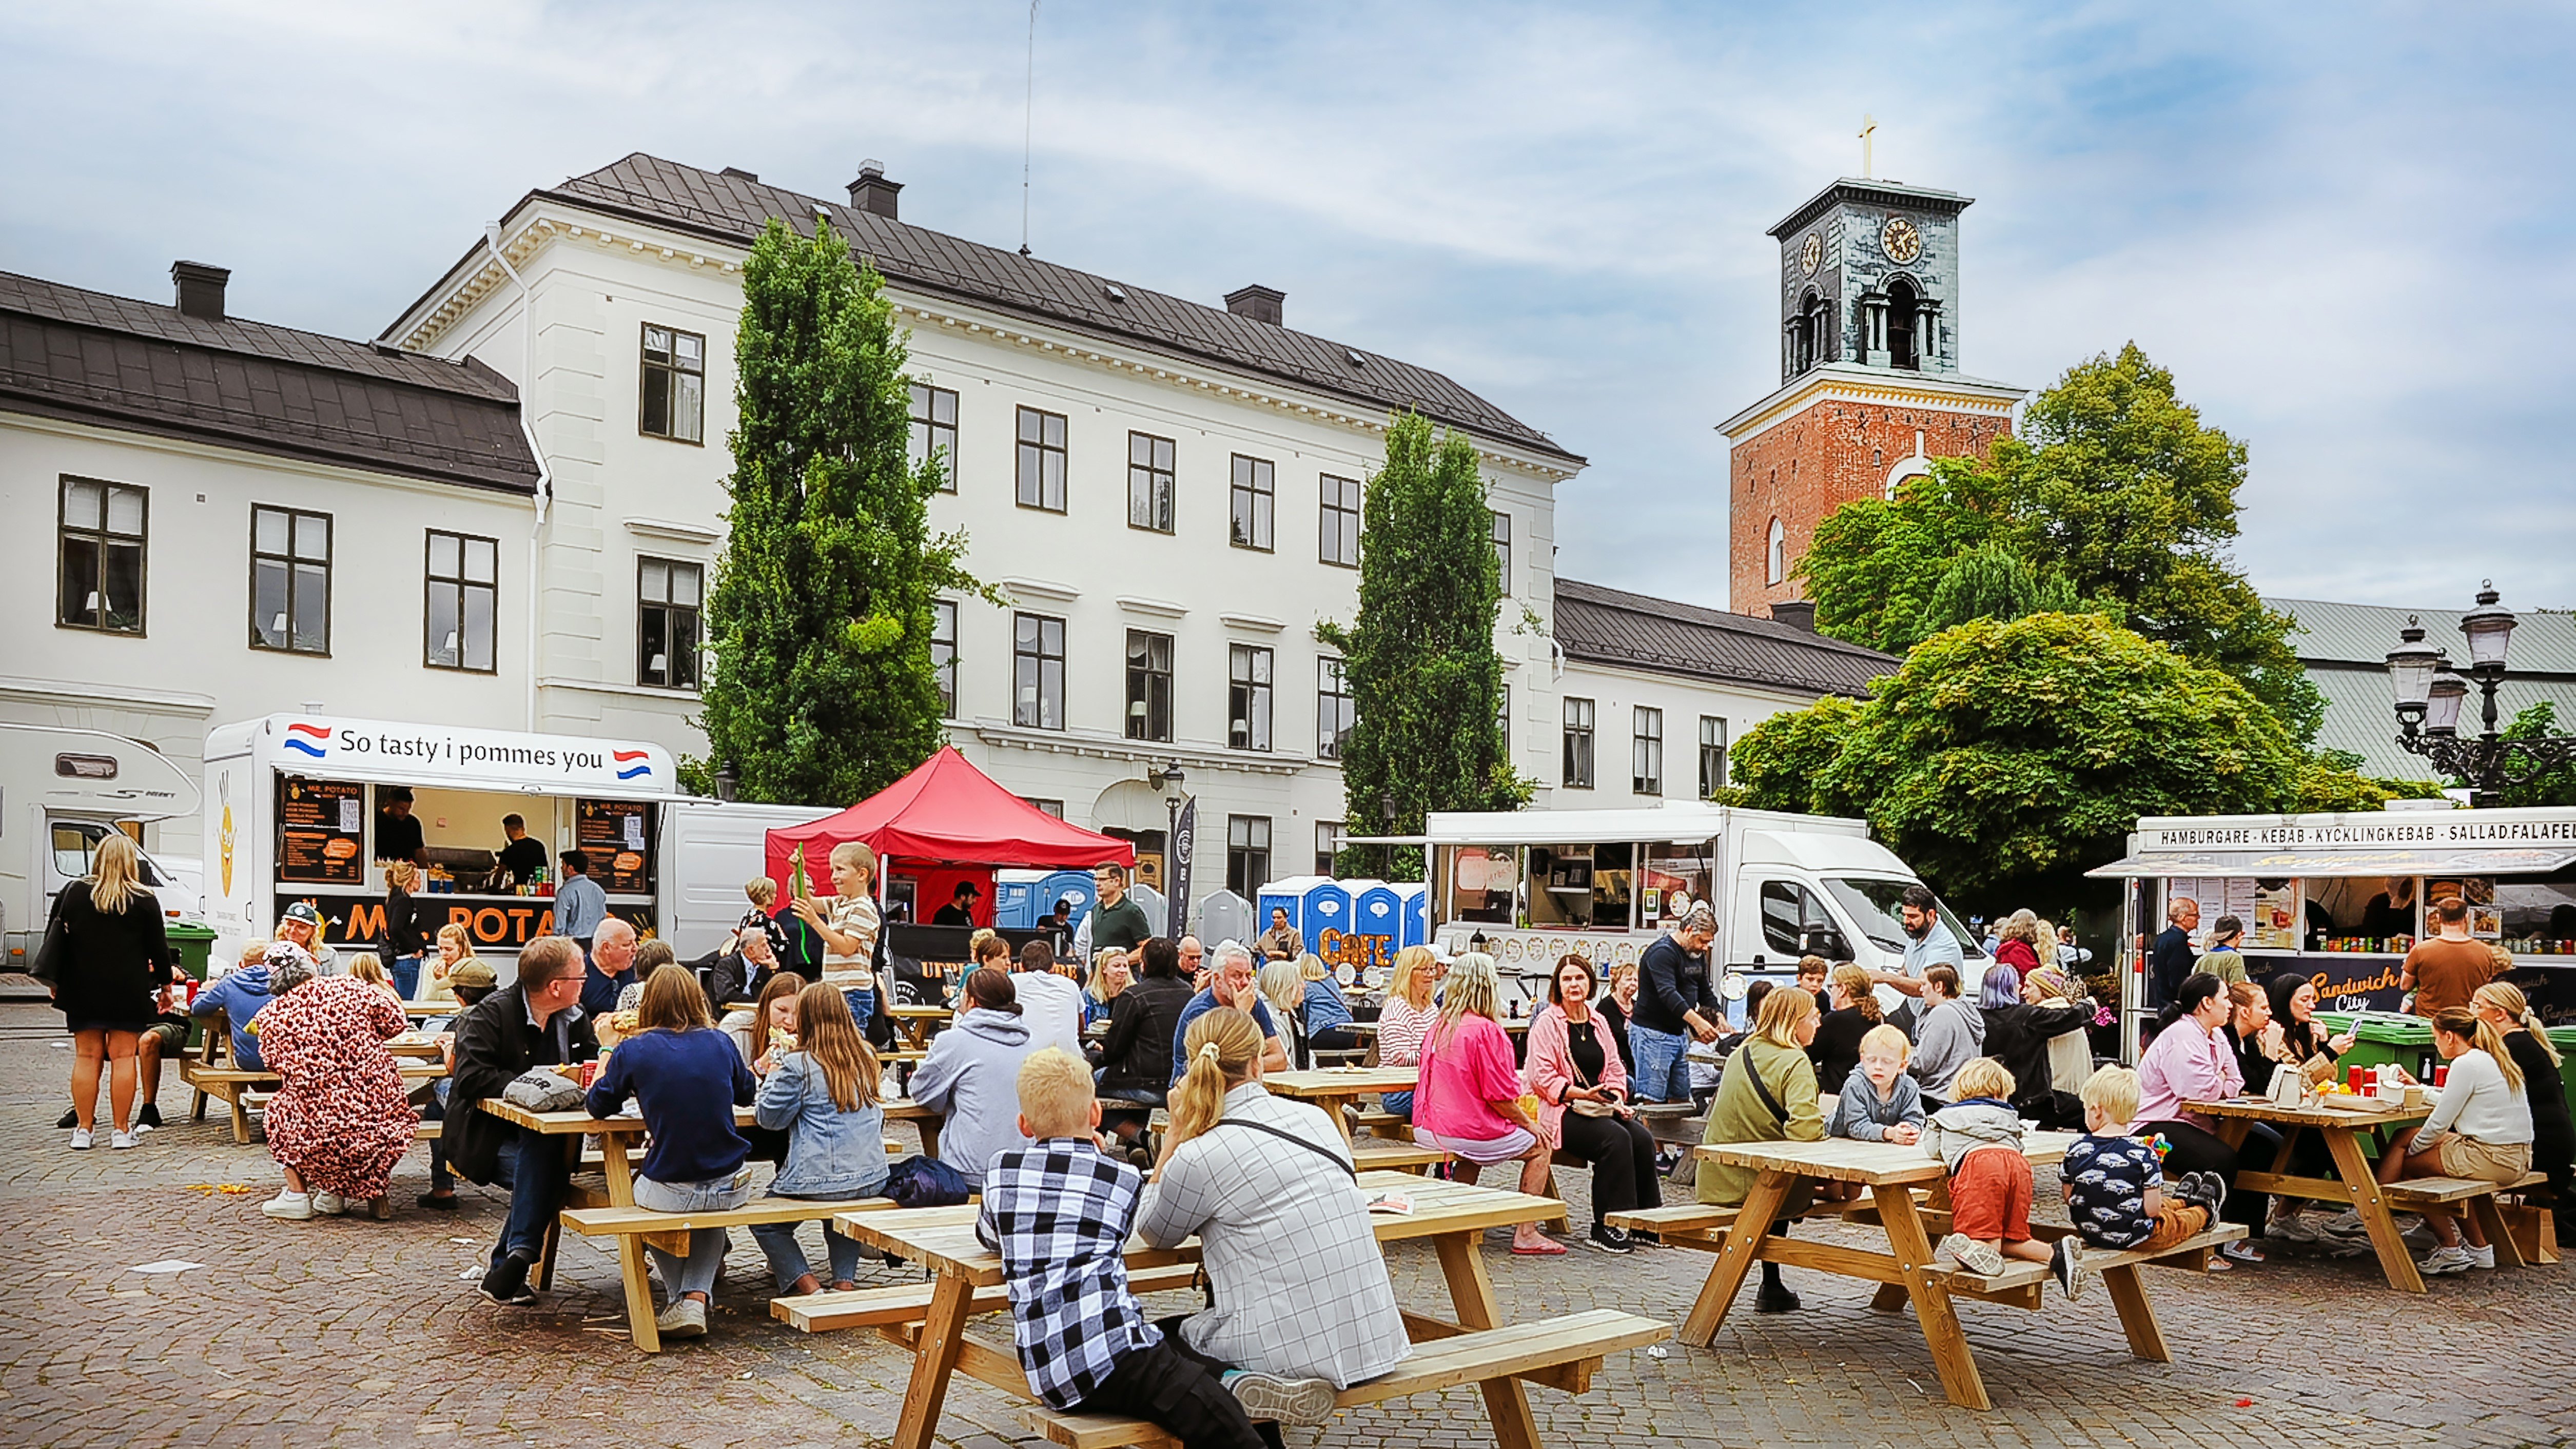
left=1859, top=114, right=1877, bottom=178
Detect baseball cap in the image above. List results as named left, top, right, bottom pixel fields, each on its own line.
left=281, top=901, right=323, bottom=927
left=450, top=962, right=498, bottom=992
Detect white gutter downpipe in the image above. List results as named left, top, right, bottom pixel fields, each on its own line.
left=483, top=222, right=552, bottom=731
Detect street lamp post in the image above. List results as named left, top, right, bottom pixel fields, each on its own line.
left=2385, top=581, right=2576, bottom=798
left=1158, top=763, right=1188, bottom=937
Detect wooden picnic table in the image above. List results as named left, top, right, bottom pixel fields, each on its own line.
left=836, top=1169, right=1634, bottom=1449
left=887, top=1004, right=952, bottom=1052
left=1263, top=1065, right=1417, bottom=1145
left=2183, top=1095, right=2436, bottom=1291
left=1670, top=1130, right=2172, bottom=1411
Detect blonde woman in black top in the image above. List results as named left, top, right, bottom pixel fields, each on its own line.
left=44, top=835, right=173, bottom=1150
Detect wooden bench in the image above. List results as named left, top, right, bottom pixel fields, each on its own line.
left=1934, top=1224, right=2248, bottom=1315
left=2385, top=1172, right=2549, bottom=1269
left=1022, top=1308, right=1672, bottom=1448
left=775, top=1262, right=1206, bottom=1333
left=181, top=1063, right=269, bottom=1143
left=1352, top=1109, right=1411, bottom=1140
left=1350, top=1139, right=1450, bottom=1174
left=560, top=1196, right=896, bottom=1352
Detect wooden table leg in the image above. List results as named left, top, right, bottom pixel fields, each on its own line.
left=2471, top=1194, right=2526, bottom=1269
left=891, top=1273, right=975, bottom=1449
left=1867, top=1282, right=1909, bottom=1313
left=1326, top=1092, right=1356, bottom=1146
left=1872, top=1181, right=1989, bottom=1411
left=2099, top=1264, right=2169, bottom=1362
left=917, top=1117, right=941, bottom=1160
left=1678, top=1169, right=1791, bottom=1347
left=619, top=1235, right=661, bottom=1352
left=534, top=1133, right=580, bottom=1293
left=1432, top=1231, right=1541, bottom=1449
left=2321, top=1127, right=2423, bottom=1293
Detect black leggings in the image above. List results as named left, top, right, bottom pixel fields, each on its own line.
left=1072, top=1315, right=1289, bottom=1449
left=1558, top=1111, right=1662, bottom=1225
left=2140, top=1118, right=2264, bottom=1233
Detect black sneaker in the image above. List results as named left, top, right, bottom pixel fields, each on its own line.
left=1754, top=1280, right=1802, bottom=1314
left=1588, top=1224, right=1634, bottom=1255
left=2050, top=1235, right=2088, bottom=1301
left=56, top=1108, right=77, bottom=1130
left=136, top=1103, right=163, bottom=1130
left=479, top=1251, right=537, bottom=1306
left=417, top=1191, right=459, bottom=1211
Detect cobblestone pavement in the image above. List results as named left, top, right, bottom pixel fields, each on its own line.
left=3, top=1001, right=2568, bottom=1449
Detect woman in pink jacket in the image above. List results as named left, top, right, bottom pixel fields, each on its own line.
left=2136, top=971, right=2265, bottom=1266
left=1525, top=954, right=1661, bottom=1253
left=1414, top=953, right=1562, bottom=1256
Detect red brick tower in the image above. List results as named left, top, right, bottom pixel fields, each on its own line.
left=1721, top=178, right=2024, bottom=618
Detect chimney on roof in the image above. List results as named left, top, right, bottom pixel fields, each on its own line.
left=1225, top=285, right=1284, bottom=326
left=1769, top=600, right=1818, bottom=633
left=720, top=166, right=760, bottom=182
left=848, top=160, right=901, bottom=220
left=171, top=261, right=229, bottom=321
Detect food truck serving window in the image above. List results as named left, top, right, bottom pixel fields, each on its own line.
left=1448, top=847, right=1518, bottom=924
left=1529, top=843, right=1633, bottom=929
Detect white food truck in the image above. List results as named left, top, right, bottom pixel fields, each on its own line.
left=2090, top=801, right=2576, bottom=1053
left=1, top=722, right=204, bottom=968
left=1421, top=802, right=1985, bottom=1015
left=201, top=714, right=829, bottom=977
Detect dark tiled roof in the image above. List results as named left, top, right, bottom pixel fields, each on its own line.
left=498, top=153, right=1577, bottom=465
left=1553, top=578, right=1897, bottom=698
left=0, top=270, right=537, bottom=494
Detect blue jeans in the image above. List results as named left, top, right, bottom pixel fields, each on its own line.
left=1380, top=1090, right=1414, bottom=1121
left=751, top=1194, right=868, bottom=1290
left=633, top=1172, right=751, bottom=1299
left=490, top=1130, right=571, bottom=1266
left=842, top=988, right=875, bottom=1030
left=1629, top=1023, right=1691, bottom=1104
left=391, top=954, right=421, bottom=1000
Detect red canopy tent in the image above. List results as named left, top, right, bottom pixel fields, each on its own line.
left=763, top=748, right=1134, bottom=914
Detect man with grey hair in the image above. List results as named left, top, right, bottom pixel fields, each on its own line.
left=448, top=935, right=597, bottom=1305
left=2151, top=896, right=2201, bottom=1009
left=579, top=916, right=639, bottom=1017
left=1170, top=941, right=1288, bottom=1082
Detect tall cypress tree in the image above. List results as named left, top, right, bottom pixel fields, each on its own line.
left=1320, top=412, right=1529, bottom=876
left=690, top=219, right=981, bottom=805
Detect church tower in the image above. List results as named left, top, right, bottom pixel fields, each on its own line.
left=1720, top=177, right=2026, bottom=618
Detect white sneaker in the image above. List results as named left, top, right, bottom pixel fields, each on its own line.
left=313, top=1191, right=347, bottom=1216
left=2467, top=1243, right=2496, bottom=1269
left=654, top=1297, right=707, bottom=1339
left=110, top=1130, right=137, bottom=1150
left=1938, top=1232, right=2006, bottom=1277
left=1223, top=1370, right=1339, bottom=1426
left=262, top=1190, right=314, bottom=1221
left=69, top=1128, right=94, bottom=1151
left=2416, top=1244, right=2475, bottom=1276
left=2314, top=1210, right=2370, bottom=1238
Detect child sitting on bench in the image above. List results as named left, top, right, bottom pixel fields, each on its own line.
left=978, top=1047, right=1287, bottom=1449
left=2060, top=1064, right=2226, bottom=1297
left=1923, top=1058, right=2080, bottom=1293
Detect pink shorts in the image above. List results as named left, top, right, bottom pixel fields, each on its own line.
left=1414, top=1125, right=1537, bottom=1165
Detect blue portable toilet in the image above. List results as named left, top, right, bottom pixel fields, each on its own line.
left=1038, top=869, right=1096, bottom=928
left=1392, top=882, right=1429, bottom=948
left=1255, top=875, right=1332, bottom=946
left=993, top=869, right=1050, bottom=930
left=1342, top=880, right=1406, bottom=980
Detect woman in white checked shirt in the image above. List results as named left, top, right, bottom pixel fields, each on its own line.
left=1138, top=1008, right=1409, bottom=1393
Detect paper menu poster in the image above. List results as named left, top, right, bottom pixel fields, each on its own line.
left=624, top=813, right=645, bottom=850
left=2222, top=877, right=2259, bottom=929
left=340, top=796, right=362, bottom=833
left=2251, top=880, right=2300, bottom=949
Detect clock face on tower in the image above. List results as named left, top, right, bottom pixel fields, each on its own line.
left=1880, top=216, right=1923, bottom=265
left=1798, top=232, right=1822, bottom=277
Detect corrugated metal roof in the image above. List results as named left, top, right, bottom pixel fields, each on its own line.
left=2302, top=664, right=2576, bottom=780
left=2270, top=596, right=2576, bottom=780
left=1553, top=578, right=1896, bottom=698
left=526, top=154, right=1578, bottom=465
left=2271, top=595, right=2576, bottom=673
left=0, top=270, right=536, bottom=494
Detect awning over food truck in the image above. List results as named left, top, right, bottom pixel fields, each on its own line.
left=2089, top=846, right=2576, bottom=878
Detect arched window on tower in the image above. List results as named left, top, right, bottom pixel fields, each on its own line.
left=1791, top=290, right=1820, bottom=373
left=1886, top=277, right=1919, bottom=370
left=1766, top=518, right=1786, bottom=585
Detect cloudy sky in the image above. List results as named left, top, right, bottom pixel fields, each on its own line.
left=8, top=1, right=2572, bottom=617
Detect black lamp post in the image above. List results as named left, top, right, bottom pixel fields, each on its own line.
left=713, top=760, right=739, bottom=803
left=2386, top=581, right=2576, bottom=798
left=1158, top=763, right=1188, bottom=936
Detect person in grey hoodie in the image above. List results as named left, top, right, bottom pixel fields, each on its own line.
left=1906, top=966, right=1985, bottom=1104
left=906, top=967, right=1037, bottom=1189
left=1919, top=1058, right=2081, bottom=1294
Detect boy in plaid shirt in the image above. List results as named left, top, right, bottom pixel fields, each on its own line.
left=980, top=1049, right=1307, bottom=1448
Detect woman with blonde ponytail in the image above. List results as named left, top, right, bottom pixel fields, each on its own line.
left=2474, top=982, right=2571, bottom=1236
left=2377, top=1005, right=2536, bottom=1275
left=1138, top=1007, right=1409, bottom=1399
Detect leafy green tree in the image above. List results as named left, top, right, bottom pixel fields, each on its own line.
left=2293, top=751, right=2449, bottom=812
left=2474, top=702, right=2576, bottom=807
left=1913, top=540, right=2087, bottom=640
left=687, top=219, right=983, bottom=805
left=1320, top=412, right=1527, bottom=876
left=1800, top=344, right=2322, bottom=741
left=1734, top=613, right=2305, bottom=902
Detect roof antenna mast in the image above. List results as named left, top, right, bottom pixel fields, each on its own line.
left=1020, top=1, right=1039, bottom=258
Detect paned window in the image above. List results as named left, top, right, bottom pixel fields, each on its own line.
left=640, top=324, right=705, bottom=442
left=1016, top=406, right=1068, bottom=511
left=910, top=383, right=958, bottom=491
left=1014, top=612, right=1066, bottom=728
left=1319, top=474, right=1361, bottom=566
left=1633, top=707, right=1664, bottom=796
left=1128, top=432, right=1176, bottom=533
left=57, top=477, right=146, bottom=634
left=425, top=530, right=498, bottom=672
left=1315, top=821, right=1346, bottom=876
left=1316, top=657, right=1354, bottom=759
left=1125, top=630, right=1173, bottom=742
left=637, top=558, right=702, bottom=689
left=1228, top=643, right=1273, bottom=751
left=1491, top=510, right=1512, bottom=594
left=1698, top=716, right=1729, bottom=798
left=1229, top=454, right=1274, bottom=551
left=1227, top=815, right=1272, bottom=897
left=1561, top=696, right=1594, bottom=789
left=250, top=504, right=331, bottom=655
left=931, top=600, right=958, bottom=717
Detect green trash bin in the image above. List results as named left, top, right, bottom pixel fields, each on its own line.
left=2549, top=1027, right=2576, bottom=1129
left=165, top=922, right=217, bottom=1049
left=2337, top=1013, right=2436, bottom=1084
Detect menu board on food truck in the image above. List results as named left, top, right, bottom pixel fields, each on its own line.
left=276, top=776, right=365, bottom=884
left=2251, top=880, right=2300, bottom=949
left=575, top=798, right=655, bottom=894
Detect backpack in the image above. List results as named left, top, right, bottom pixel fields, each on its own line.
left=884, top=1153, right=971, bottom=1208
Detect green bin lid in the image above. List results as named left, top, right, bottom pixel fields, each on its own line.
left=164, top=922, right=217, bottom=942
left=2546, top=1026, right=2576, bottom=1049
left=2351, top=1014, right=2433, bottom=1045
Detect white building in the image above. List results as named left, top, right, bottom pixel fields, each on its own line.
left=0, top=263, right=539, bottom=856
left=5, top=154, right=1891, bottom=906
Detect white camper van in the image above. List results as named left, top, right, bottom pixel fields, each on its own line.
left=1, top=723, right=203, bottom=969
left=1422, top=802, right=1985, bottom=1014
left=201, top=714, right=830, bottom=978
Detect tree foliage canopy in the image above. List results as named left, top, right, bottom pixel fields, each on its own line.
left=689, top=219, right=982, bottom=806
left=1799, top=344, right=2321, bottom=742
left=1320, top=413, right=1527, bottom=874
left=2477, top=701, right=2576, bottom=807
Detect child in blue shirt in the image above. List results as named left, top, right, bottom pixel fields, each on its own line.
left=2059, top=1065, right=2225, bottom=1297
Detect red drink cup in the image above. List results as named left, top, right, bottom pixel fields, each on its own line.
left=579, top=1061, right=600, bottom=1090
left=2435, top=1064, right=2449, bottom=1088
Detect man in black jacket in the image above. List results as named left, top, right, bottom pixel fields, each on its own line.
left=2150, top=897, right=2201, bottom=1009
left=445, top=936, right=597, bottom=1304
left=1631, top=905, right=1728, bottom=1103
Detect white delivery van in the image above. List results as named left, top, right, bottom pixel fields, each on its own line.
left=1422, top=801, right=1984, bottom=1015
left=1, top=723, right=203, bottom=968
left=200, top=714, right=832, bottom=980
